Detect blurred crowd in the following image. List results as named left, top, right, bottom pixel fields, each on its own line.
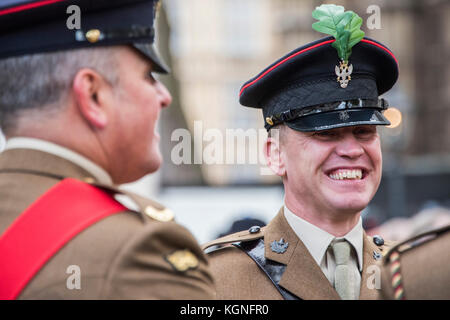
left=366, top=205, right=450, bottom=241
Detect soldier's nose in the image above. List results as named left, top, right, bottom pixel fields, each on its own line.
left=335, top=135, right=364, bottom=159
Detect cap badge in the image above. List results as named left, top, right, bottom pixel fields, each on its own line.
left=165, top=249, right=199, bottom=272
left=335, top=60, right=353, bottom=88
left=312, top=4, right=365, bottom=89
left=271, top=238, right=289, bottom=254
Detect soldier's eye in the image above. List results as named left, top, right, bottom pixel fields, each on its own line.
left=314, top=131, right=337, bottom=139
left=354, top=126, right=376, bottom=138
left=146, top=72, right=157, bottom=84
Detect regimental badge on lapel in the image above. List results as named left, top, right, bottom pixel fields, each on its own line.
left=373, top=250, right=382, bottom=261
left=165, top=249, right=199, bottom=272
left=271, top=238, right=289, bottom=254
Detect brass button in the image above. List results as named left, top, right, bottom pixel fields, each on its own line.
left=266, top=117, right=274, bottom=126
left=144, top=206, right=174, bottom=222
left=86, top=29, right=101, bottom=43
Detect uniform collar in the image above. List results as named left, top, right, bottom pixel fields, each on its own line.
left=284, top=204, right=364, bottom=272
left=5, top=137, right=113, bottom=185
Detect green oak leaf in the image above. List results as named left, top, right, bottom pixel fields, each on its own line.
left=332, top=26, right=351, bottom=61
left=347, top=14, right=365, bottom=51
left=312, top=4, right=365, bottom=61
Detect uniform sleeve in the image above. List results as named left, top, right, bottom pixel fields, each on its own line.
left=100, top=220, right=215, bottom=299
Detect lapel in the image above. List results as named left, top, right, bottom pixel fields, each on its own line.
left=0, top=148, right=97, bottom=182
left=264, top=207, right=340, bottom=300
left=359, top=232, right=383, bottom=300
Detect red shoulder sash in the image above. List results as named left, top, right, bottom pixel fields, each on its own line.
left=0, top=178, right=126, bottom=299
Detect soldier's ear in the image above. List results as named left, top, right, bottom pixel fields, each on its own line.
left=72, top=68, right=109, bottom=129
left=265, top=128, right=286, bottom=177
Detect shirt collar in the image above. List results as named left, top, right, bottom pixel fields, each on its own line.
left=284, top=205, right=364, bottom=272
left=5, top=137, right=113, bottom=185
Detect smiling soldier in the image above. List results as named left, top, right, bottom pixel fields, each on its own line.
left=203, top=4, right=397, bottom=300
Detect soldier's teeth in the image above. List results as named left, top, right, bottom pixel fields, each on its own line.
left=328, top=169, right=363, bottom=180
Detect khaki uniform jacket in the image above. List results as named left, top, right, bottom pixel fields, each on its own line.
left=0, top=148, right=214, bottom=299
left=380, top=225, right=450, bottom=299
left=205, top=208, right=393, bottom=300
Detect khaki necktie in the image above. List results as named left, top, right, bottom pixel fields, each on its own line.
left=331, top=240, right=356, bottom=300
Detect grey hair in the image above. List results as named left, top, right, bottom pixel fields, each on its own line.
left=0, top=46, right=120, bottom=134
left=268, top=123, right=287, bottom=145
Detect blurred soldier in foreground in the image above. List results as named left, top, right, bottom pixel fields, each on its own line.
left=380, top=225, right=450, bottom=299
left=0, top=0, right=214, bottom=299
left=203, top=4, right=398, bottom=300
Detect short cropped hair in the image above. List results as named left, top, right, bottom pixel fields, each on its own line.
left=0, top=47, right=120, bottom=134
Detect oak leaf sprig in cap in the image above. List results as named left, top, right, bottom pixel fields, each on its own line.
left=312, top=4, right=365, bottom=88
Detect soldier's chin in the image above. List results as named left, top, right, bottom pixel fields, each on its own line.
left=328, top=196, right=369, bottom=214
left=125, top=151, right=162, bottom=183
left=146, top=152, right=163, bottom=174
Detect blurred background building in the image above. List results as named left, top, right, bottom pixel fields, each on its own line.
left=1, top=0, right=449, bottom=243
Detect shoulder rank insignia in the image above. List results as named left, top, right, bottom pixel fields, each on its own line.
left=165, top=249, right=199, bottom=272
left=271, top=238, right=289, bottom=254
left=312, top=4, right=365, bottom=88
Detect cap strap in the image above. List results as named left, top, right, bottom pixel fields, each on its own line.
left=266, top=98, right=388, bottom=129
left=75, top=25, right=154, bottom=44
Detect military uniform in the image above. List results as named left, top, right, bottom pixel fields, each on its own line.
left=0, top=140, right=214, bottom=299
left=204, top=208, right=394, bottom=300
left=0, top=0, right=214, bottom=299
left=380, top=225, right=450, bottom=300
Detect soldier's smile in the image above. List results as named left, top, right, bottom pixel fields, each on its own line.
left=326, top=167, right=368, bottom=180
left=324, top=167, right=371, bottom=189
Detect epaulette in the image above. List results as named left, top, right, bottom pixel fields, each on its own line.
left=84, top=179, right=175, bottom=223
left=384, top=224, right=450, bottom=260
left=382, top=225, right=450, bottom=300
left=202, top=226, right=265, bottom=252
